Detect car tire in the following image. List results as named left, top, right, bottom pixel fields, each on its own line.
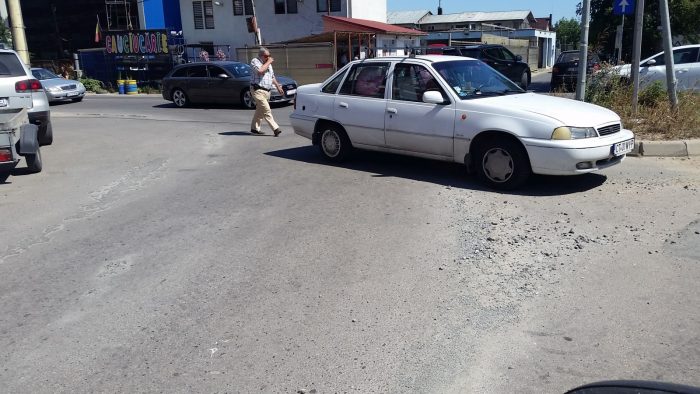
left=38, top=121, right=53, bottom=146
left=172, top=88, right=189, bottom=108
left=519, top=71, right=529, bottom=90
left=25, top=147, right=42, bottom=173
left=475, top=137, right=531, bottom=190
left=318, top=124, right=351, bottom=162
left=72, top=97, right=83, bottom=102
left=241, top=88, right=255, bottom=110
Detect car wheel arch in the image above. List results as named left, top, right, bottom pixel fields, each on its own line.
left=313, top=119, right=350, bottom=146
left=467, top=130, right=532, bottom=170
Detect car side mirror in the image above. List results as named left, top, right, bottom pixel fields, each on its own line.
left=515, top=55, right=523, bottom=61
left=422, top=90, right=446, bottom=105
left=217, top=73, right=230, bottom=79
left=644, top=59, right=656, bottom=67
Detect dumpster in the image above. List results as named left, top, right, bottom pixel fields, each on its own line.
left=0, top=108, right=42, bottom=174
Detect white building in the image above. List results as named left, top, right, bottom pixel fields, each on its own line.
left=180, top=0, right=386, bottom=59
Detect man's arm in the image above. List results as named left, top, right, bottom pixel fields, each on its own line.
left=254, top=57, right=274, bottom=75
left=272, top=77, right=284, bottom=95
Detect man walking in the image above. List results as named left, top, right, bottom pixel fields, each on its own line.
left=250, top=47, right=285, bottom=136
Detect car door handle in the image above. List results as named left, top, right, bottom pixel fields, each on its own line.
left=338, top=102, right=349, bottom=108
left=387, top=108, right=397, bottom=114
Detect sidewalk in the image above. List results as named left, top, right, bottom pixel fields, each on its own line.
left=632, top=139, right=700, bottom=157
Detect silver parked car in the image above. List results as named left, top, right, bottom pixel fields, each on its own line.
left=31, top=68, right=86, bottom=103
left=161, top=61, right=297, bottom=109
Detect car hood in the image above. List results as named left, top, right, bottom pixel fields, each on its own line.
left=276, top=76, right=297, bottom=86
left=473, top=93, right=620, bottom=126
left=40, top=78, right=81, bottom=88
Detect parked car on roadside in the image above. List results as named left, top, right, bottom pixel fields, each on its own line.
left=550, top=50, right=601, bottom=92
left=0, top=47, right=53, bottom=146
left=31, top=68, right=86, bottom=103
left=614, top=44, right=700, bottom=92
left=442, top=44, right=531, bottom=89
left=161, top=61, right=298, bottom=109
left=290, top=56, right=634, bottom=190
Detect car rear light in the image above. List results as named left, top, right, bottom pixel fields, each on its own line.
left=0, top=148, right=13, bottom=162
left=15, top=79, right=43, bottom=93
left=552, top=66, right=559, bottom=73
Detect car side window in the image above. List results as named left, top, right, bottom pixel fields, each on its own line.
left=171, top=68, right=187, bottom=77
left=462, top=49, right=480, bottom=59
left=500, top=48, right=516, bottom=62
left=674, top=48, right=699, bottom=64
left=187, top=65, right=208, bottom=78
left=650, top=53, right=665, bottom=66
left=392, top=64, right=447, bottom=103
left=207, top=65, right=226, bottom=77
left=483, top=48, right=502, bottom=60
left=322, top=69, right=348, bottom=94
left=338, top=63, right=389, bottom=99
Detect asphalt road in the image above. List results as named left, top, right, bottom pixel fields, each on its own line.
left=1, top=95, right=699, bottom=393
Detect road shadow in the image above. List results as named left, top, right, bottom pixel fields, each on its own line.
left=153, top=102, right=291, bottom=110
left=0, top=172, right=10, bottom=184
left=265, top=146, right=607, bottom=196
left=219, top=131, right=274, bottom=137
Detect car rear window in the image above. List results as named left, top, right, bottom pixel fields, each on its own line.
left=558, top=52, right=580, bottom=63
left=460, top=49, right=480, bottom=58
left=0, top=53, right=27, bottom=77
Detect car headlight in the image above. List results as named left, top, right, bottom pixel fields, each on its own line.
left=46, top=86, right=62, bottom=93
left=78, top=82, right=85, bottom=90
left=551, top=126, right=598, bottom=140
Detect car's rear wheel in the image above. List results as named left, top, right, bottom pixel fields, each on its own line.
left=172, top=88, right=189, bottom=107
left=475, top=137, right=530, bottom=190
left=38, top=122, right=53, bottom=146
left=318, top=124, right=351, bottom=162
left=241, top=88, right=255, bottom=109
left=25, top=147, right=42, bottom=173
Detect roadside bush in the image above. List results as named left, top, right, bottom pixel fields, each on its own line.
left=585, top=64, right=700, bottom=140
left=79, top=77, right=108, bottom=94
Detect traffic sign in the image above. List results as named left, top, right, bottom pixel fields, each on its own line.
left=613, top=0, right=635, bottom=15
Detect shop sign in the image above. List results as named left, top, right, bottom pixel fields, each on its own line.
left=105, top=30, right=169, bottom=55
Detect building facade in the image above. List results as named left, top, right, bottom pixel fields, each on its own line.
left=179, top=0, right=387, bottom=60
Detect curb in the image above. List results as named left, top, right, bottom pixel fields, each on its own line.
left=631, top=139, right=700, bottom=157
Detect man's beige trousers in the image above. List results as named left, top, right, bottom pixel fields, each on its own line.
left=250, top=88, right=279, bottom=132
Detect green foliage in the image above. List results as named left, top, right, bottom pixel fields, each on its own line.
left=638, top=81, right=666, bottom=107
left=554, top=18, right=581, bottom=50
left=0, top=17, right=12, bottom=46
left=79, top=77, right=107, bottom=94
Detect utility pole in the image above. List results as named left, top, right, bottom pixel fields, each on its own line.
left=6, top=0, right=29, bottom=64
left=658, top=0, right=678, bottom=109
left=251, top=0, right=262, bottom=45
left=631, top=0, right=645, bottom=115
left=575, top=0, right=591, bottom=101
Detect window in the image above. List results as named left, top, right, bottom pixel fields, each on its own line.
left=674, top=48, right=699, bottom=64
left=207, top=65, right=227, bottom=77
left=274, top=0, right=285, bottom=14
left=193, top=1, right=215, bottom=29
left=317, top=0, right=340, bottom=13
left=483, top=47, right=503, bottom=60
left=0, top=53, right=27, bottom=77
left=233, top=0, right=254, bottom=15
left=392, top=64, right=446, bottom=103
left=223, top=63, right=252, bottom=77
left=286, top=0, right=298, bottom=13
left=187, top=65, right=208, bottom=78
left=339, top=63, right=389, bottom=98
left=500, top=48, right=516, bottom=62
left=322, top=68, right=348, bottom=93
left=171, top=67, right=188, bottom=77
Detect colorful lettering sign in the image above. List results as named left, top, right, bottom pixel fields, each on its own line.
left=105, top=30, right=169, bottom=55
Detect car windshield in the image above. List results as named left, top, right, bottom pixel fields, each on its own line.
left=32, top=68, right=60, bottom=80
left=433, top=59, right=523, bottom=99
left=222, top=63, right=252, bottom=78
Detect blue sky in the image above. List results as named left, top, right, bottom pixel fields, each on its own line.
left=387, top=0, right=581, bottom=22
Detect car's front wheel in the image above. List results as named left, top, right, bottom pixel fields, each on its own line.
left=475, top=138, right=531, bottom=190
left=172, top=88, right=189, bottom=108
left=520, top=71, right=529, bottom=90
left=241, top=88, right=255, bottom=109
left=318, top=124, right=351, bottom=162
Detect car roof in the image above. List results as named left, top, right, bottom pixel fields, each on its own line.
left=347, top=55, right=472, bottom=65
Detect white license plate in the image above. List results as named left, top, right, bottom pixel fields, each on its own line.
left=0, top=98, right=7, bottom=107
left=567, top=67, right=578, bottom=72
left=613, top=139, right=635, bottom=156
left=285, top=89, right=296, bottom=96
left=67, top=91, right=79, bottom=97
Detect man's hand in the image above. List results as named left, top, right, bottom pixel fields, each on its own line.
left=266, top=56, right=274, bottom=64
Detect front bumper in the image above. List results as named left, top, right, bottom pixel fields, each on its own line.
left=522, top=129, right=635, bottom=175
left=46, top=89, right=86, bottom=102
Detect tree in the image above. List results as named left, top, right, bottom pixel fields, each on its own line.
left=554, top=18, right=581, bottom=51
left=578, top=0, right=700, bottom=60
left=0, top=18, right=12, bottom=46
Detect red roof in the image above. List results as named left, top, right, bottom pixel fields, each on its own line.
left=532, top=17, right=552, bottom=31
left=322, top=15, right=426, bottom=35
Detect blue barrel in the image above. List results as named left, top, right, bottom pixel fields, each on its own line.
left=126, top=80, right=138, bottom=95
left=117, top=80, right=125, bottom=94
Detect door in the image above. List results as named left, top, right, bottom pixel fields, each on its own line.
left=385, top=63, right=455, bottom=158
left=673, top=47, right=700, bottom=91
left=185, top=65, right=209, bottom=102
left=334, top=62, right=390, bottom=147
left=482, top=47, right=513, bottom=79
left=206, top=65, right=236, bottom=104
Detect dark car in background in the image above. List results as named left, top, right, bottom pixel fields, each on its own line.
left=551, top=50, right=601, bottom=92
left=161, top=61, right=297, bottom=109
left=442, top=44, right=531, bottom=89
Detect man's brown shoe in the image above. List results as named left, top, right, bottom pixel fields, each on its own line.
left=273, top=128, right=282, bottom=137
left=251, top=129, right=264, bottom=135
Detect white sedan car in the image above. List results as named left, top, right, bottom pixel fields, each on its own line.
left=615, top=44, right=700, bottom=92
left=290, top=56, right=635, bottom=189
